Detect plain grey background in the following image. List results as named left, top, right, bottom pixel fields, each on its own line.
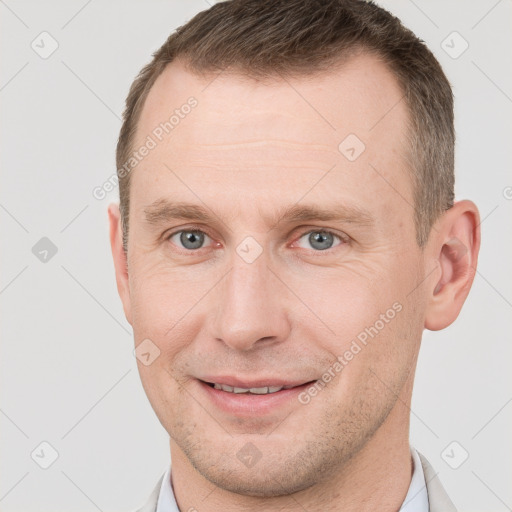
left=1, top=1, right=511, bottom=511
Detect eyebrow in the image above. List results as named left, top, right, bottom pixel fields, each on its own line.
left=143, top=198, right=375, bottom=229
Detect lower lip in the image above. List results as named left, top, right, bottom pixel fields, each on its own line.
left=197, top=380, right=315, bottom=416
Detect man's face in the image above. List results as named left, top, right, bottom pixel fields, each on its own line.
left=121, top=54, right=429, bottom=495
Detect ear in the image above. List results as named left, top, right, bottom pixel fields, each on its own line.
left=424, top=200, right=481, bottom=331
left=108, top=203, right=132, bottom=326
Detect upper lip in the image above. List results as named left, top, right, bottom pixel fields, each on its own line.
left=198, top=376, right=315, bottom=388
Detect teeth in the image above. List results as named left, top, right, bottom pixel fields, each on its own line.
left=248, top=387, right=269, bottom=394
left=212, top=383, right=286, bottom=394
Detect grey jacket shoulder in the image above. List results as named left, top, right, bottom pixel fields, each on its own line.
left=133, top=453, right=458, bottom=512
left=419, top=452, right=458, bottom=512
left=133, top=473, right=164, bottom=512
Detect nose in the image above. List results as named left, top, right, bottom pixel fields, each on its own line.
left=209, top=252, right=292, bottom=352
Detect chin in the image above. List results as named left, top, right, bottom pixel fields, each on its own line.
left=180, top=436, right=341, bottom=498
left=200, top=465, right=317, bottom=498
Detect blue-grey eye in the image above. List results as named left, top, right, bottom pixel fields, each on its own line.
left=296, top=230, right=341, bottom=251
left=170, top=230, right=211, bottom=250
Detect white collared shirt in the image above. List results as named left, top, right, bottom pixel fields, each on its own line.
left=156, top=446, right=429, bottom=512
left=401, top=446, right=430, bottom=512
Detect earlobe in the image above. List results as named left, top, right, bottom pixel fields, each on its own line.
left=108, top=203, right=132, bottom=325
left=424, top=200, right=481, bottom=331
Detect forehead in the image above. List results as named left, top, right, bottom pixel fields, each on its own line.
left=137, top=53, right=408, bottom=146
left=130, top=53, right=413, bottom=230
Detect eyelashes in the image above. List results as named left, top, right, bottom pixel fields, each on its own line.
left=293, top=230, right=345, bottom=252
left=165, top=226, right=348, bottom=255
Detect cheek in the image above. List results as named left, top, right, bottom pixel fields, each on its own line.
left=128, top=269, right=197, bottom=409
left=128, top=258, right=213, bottom=341
left=289, top=255, right=421, bottom=366
left=289, top=262, right=396, bottom=332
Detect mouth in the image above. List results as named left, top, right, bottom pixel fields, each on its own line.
left=196, top=377, right=317, bottom=416
left=203, top=381, right=301, bottom=394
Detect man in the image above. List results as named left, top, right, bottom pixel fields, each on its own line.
left=108, top=1, right=480, bottom=511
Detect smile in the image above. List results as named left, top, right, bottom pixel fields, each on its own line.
left=198, top=378, right=317, bottom=416
left=208, top=383, right=296, bottom=394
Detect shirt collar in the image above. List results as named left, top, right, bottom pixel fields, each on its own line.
left=156, top=446, right=429, bottom=512
left=156, top=463, right=179, bottom=512
left=399, top=446, right=430, bottom=512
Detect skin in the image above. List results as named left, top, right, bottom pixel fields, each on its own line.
left=109, top=53, right=480, bottom=512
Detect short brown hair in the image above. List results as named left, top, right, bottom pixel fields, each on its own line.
left=116, top=0, right=454, bottom=250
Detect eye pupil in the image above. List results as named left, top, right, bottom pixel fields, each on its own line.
left=180, top=231, right=204, bottom=250
left=309, top=231, right=334, bottom=251
left=172, top=229, right=340, bottom=253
